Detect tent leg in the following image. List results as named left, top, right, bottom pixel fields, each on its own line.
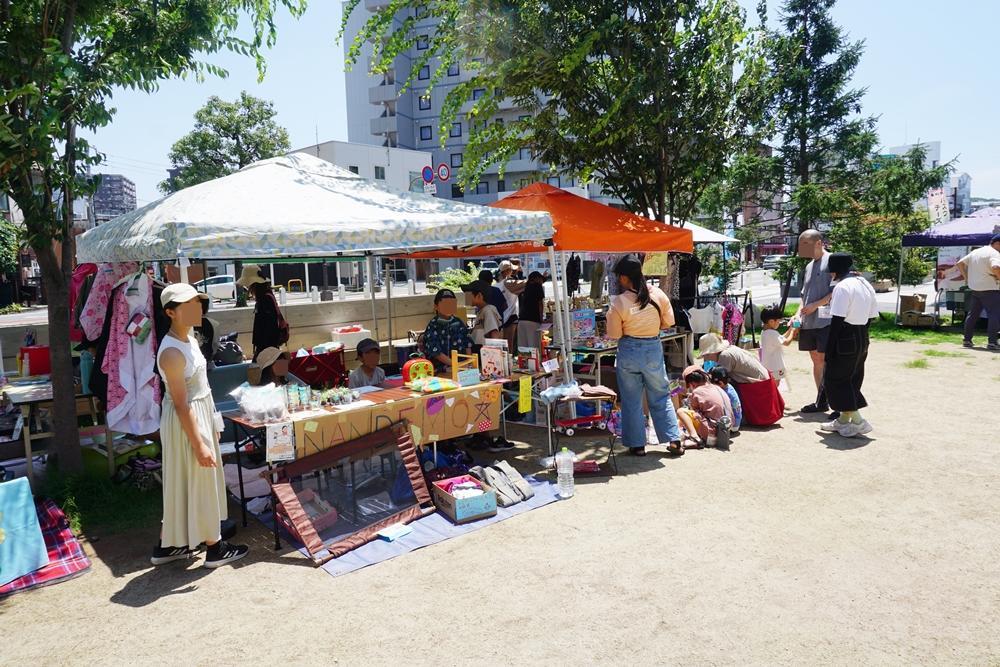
left=304, top=262, right=311, bottom=294
left=560, top=251, right=574, bottom=384
left=895, top=244, right=905, bottom=323
left=367, top=255, right=379, bottom=342
left=385, top=259, right=394, bottom=360
left=178, top=254, right=189, bottom=284
left=547, top=246, right=570, bottom=383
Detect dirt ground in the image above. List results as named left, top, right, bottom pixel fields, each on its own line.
left=2, top=339, right=999, bottom=666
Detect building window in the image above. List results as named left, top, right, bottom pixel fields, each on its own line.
left=349, top=165, right=360, bottom=174
left=450, top=153, right=463, bottom=168
left=472, top=88, right=486, bottom=101
left=418, top=65, right=430, bottom=80
left=451, top=184, right=464, bottom=198
left=546, top=176, right=561, bottom=187
left=495, top=118, right=504, bottom=127
left=419, top=95, right=431, bottom=111
left=408, top=171, right=422, bottom=192
left=519, top=178, right=531, bottom=189
left=449, top=122, right=462, bottom=138
left=420, top=125, right=432, bottom=141
left=476, top=181, right=490, bottom=195
left=375, top=166, right=386, bottom=180
left=518, top=114, right=530, bottom=122
left=416, top=35, right=429, bottom=50
left=498, top=179, right=506, bottom=192
left=447, top=63, right=460, bottom=77
left=518, top=147, right=532, bottom=160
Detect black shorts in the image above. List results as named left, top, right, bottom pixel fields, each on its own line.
left=798, top=326, right=830, bottom=353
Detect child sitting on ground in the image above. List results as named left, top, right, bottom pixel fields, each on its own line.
left=678, top=365, right=735, bottom=447
left=709, top=366, right=741, bottom=432
left=348, top=338, right=386, bottom=389
left=759, top=307, right=795, bottom=392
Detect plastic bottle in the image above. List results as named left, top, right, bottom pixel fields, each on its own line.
left=555, top=447, right=575, bottom=499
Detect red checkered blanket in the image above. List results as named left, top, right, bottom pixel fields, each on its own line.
left=0, top=499, right=91, bottom=598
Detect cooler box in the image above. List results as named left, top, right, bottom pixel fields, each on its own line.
left=330, top=326, right=372, bottom=350
left=20, top=346, right=51, bottom=376
left=288, top=349, right=348, bottom=388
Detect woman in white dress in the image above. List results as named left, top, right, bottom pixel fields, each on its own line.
left=150, top=283, right=249, bottom=569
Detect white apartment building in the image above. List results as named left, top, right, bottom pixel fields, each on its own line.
left=341, top=1, right=618, bottom=208
left=291, top=139, right=434, bottom=194
left=948, top=172, right=972, bottom=218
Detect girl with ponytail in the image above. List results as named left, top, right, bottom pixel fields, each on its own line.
left=606, top=256, right=682, bottom=456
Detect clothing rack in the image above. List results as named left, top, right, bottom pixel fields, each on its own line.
left=689, top=291, right=756, bottom=347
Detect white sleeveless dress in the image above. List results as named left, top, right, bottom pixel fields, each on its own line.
left=157, top=334, right=227, bottom=548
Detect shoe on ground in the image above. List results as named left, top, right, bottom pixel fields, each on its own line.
left=988, top=343, right=1000, bottom=352
left=629, top=446, right=647, bottom=457
left=150, top=545, right=195, bottom=566
left=800, top=403, right=828, bottom=413
left=820, top=419, right=842, bottom=432
left=837, top=420, right=873, bottom=438
left=203, top=542, right=249, bottom=569
left=962, top=340, right=974, bottom=348
left=488, top=437, right=516, bottom=452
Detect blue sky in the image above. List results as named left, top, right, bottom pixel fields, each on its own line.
left=88, top=0, right=1000, bottom=205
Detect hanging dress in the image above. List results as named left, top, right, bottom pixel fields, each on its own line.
left=157, top=334, right=227, bottom=549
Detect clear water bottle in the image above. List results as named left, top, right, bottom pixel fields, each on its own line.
left=555, top=447, right=575, bottom=499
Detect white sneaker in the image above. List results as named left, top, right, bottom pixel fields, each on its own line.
left=838, top=420, right=872, bottom=438
left=820, top=419, right=842, bottom=432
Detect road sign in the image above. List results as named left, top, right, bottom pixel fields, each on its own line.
left=421, top=165, right=435, bottom=183
left=423, top=182, right=438, bottom=195
left=436, top=163, right=451, bottom=182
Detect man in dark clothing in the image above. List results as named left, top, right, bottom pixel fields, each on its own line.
left=516, top=271, right=547, bottom=349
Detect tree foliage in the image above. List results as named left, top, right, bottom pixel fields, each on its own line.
left=0, top=0, right=305, bottom=472
left=0, top=215, right=20, bottom=276
left=160, top=91, right=290, bottom=194
left=342, top=0, right=772, bottom=223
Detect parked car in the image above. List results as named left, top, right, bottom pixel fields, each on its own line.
left=476, top=260, right=500, bottom=274
left=761, top=254, right=787, bottom=270
left=194, top=274, right=235, bottom=301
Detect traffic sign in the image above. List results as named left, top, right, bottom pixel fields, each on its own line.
left=423, top=182, right=438, bottom=195
left=436, top=163, right=451, bottom=182
left=421, top=165, right=435, bottom=183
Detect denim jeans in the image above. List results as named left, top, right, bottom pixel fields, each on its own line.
left=615, top=336, right=680, bottom=448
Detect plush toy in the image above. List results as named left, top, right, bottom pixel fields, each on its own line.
left=419, top=377, right=459, bottom=394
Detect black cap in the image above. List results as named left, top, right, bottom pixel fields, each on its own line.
left=460, top=280, right=489, bottom=296
left=434, top=288, right=457, bottom=303
left=356, top=338, right=380, bottom=356
left=828, top=252, right=854, bottom=276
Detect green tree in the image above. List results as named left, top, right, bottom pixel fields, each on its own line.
left=829, top=145, right=950, bottom=284
left=0, top=216, right=19, bottom=277
left=0, top=0, right=304, bottom=473
left=343, top=0, right=772, bottom=224
left=159, top=92, right=290, bottom=194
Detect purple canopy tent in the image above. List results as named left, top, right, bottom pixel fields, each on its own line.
left=897, top=214, right=1000, bottom=319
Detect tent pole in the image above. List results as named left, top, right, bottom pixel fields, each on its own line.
left=560, top=251, right=574, bottom=383
left=385, top=258, right=394, bottom=360
left=547, top=246, right=570, bottom=383
left=895, top=243, right=905, bottom=324
left=304, top=262, right=310, bottom=294
left=367, top=255, right=379, bottom=342
left=178, top=253, right=189, bottom=284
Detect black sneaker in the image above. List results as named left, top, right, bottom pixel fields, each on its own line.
left=962, top=340, right=974, bottom=348
left=488, top=437, right=516, bottom=452
left=203, top=542, right=249, bottom=569
left=150, top=545, right=195, bottom=565
left=801, top=403, right=828, bottom=413
left=988, top=343, right=1000, bottom=352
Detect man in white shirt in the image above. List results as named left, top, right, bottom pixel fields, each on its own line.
left=821, top=253, right=879, bottom=438
left=957, top=234, right=1000, bottom=351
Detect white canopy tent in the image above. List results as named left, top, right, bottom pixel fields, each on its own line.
left=76, top=153, right=561, bottom=371
left=687, top=221, right=738, bottom=245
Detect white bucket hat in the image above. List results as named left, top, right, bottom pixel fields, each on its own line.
left=236, top=264, right=268, bottom=289
left=698, top=333, right=730, bottom=356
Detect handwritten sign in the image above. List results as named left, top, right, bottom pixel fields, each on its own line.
left=519, top=376, right=532, bottom=413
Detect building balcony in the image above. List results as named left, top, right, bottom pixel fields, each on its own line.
left=369, top=83, right=401, bottom=105
left=365, top=0, right=392, bottom=10
left=483, top=158, right=540, bottom=175
left=370, top=115, right=399, bottom=136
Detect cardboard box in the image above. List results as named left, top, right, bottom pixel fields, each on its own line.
left=899, top=294, right=927, bottom=314
left=432, top=475, right=497, bottom=524
left=901, top=311, right=937, bottom=328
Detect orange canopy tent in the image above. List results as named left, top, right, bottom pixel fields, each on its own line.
left=405, top=183, right=693, bottom=258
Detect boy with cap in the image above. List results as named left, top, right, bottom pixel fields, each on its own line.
left=423, top=288, right=473, bottom=371
left=348, top=338, right=386, bottom=389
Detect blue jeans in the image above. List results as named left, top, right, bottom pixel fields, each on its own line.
left=615, top=336, right=680, bottom=448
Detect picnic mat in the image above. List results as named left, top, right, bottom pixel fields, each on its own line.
left=0, top=498, right=91, bottom=598
left=258, top=477, right=560, bottom=578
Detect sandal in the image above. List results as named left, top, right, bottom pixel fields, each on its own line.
left=666, top=441, right=685, bottom=456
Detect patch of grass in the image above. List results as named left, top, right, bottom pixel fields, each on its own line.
left=920, top=349, right=971, bottom=359
left=0, top=303, right=23, bottom=316
left=42, top=470, right=161, bottom=535
left=904, top=358, right=931, bottom=369
left=868, top=313, right=963, bottom=345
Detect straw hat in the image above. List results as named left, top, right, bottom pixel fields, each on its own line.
left=698, top=333, right=730, bottom=356
left=236, top=264, right=268, bottom=289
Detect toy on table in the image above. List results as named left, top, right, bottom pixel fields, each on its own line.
left=450, top=350, right=481, bottom=387
left=412, top=377, right=460, bottom=393
left=402, top=357, right=435, bottom=385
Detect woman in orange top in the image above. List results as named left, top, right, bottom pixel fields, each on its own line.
left=606, top=256, right=682, bottom=456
